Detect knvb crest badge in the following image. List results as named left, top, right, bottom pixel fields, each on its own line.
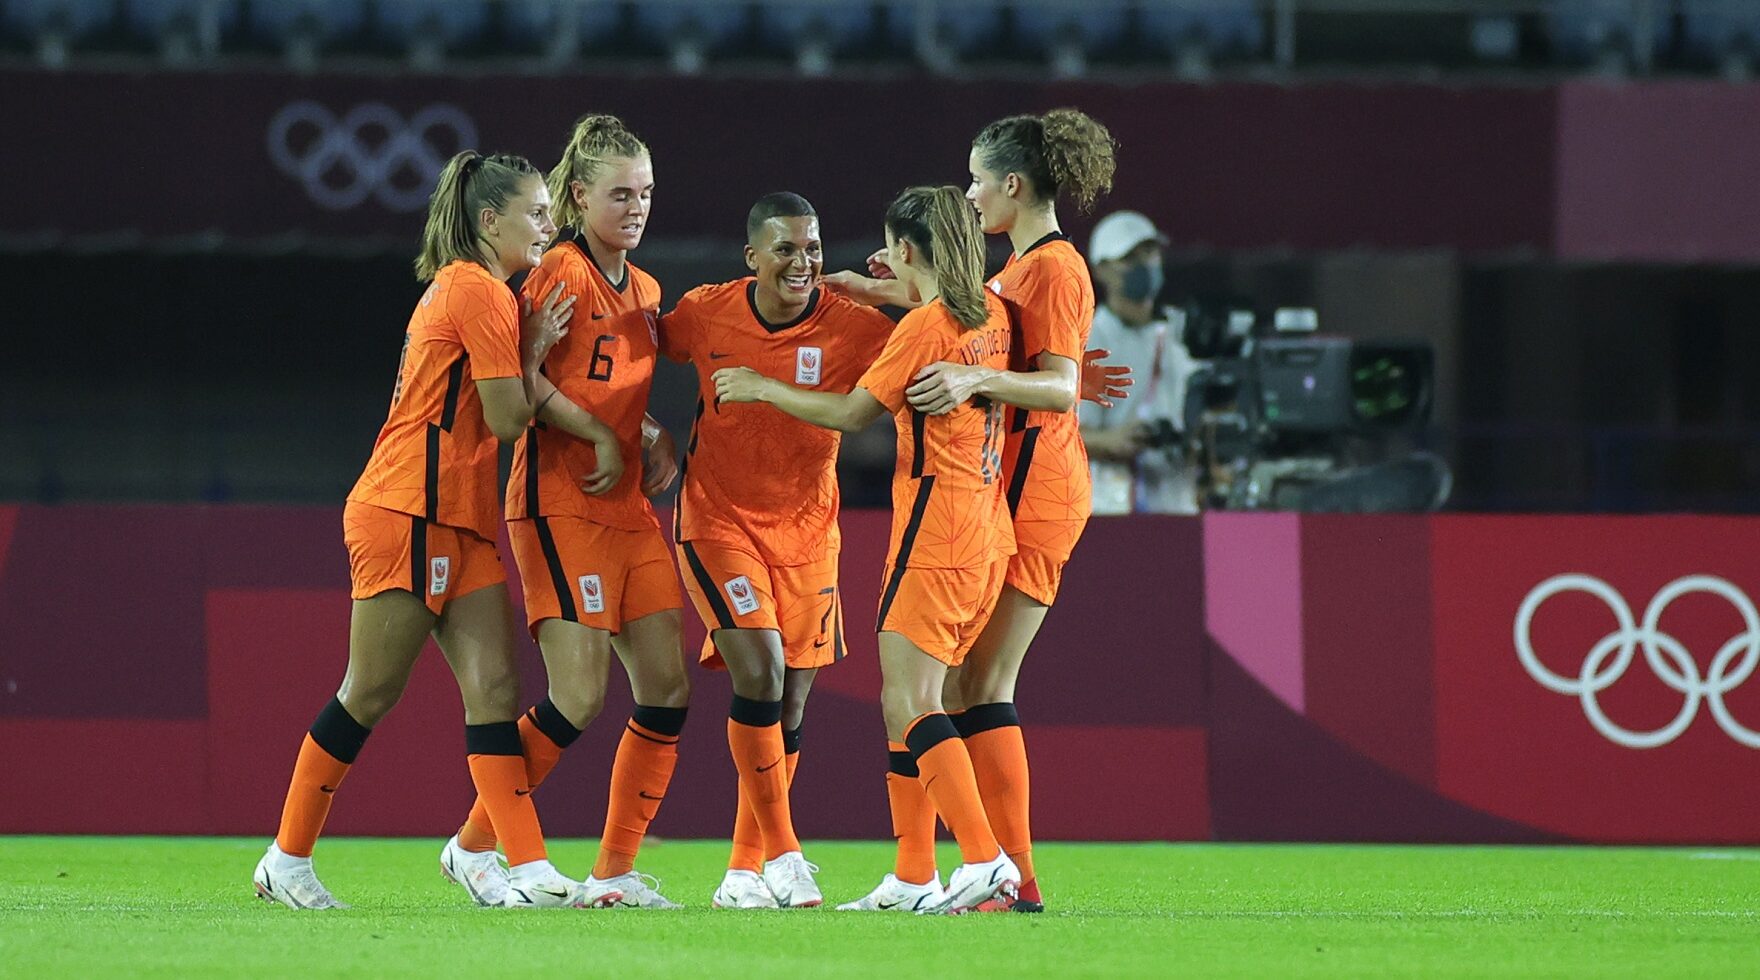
left=429, top=556, right=451, bottom=597
left=796, top=346, right=822, bottom=386
left=725, top=575, right=760, bottom=616
left=578, top=574, right=605, bottom=615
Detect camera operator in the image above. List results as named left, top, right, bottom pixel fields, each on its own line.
left=1079, top=211, right=1199, bottom=515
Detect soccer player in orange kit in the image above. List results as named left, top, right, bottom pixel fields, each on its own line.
left=439, top=115, right=696, bottom=910
left=715, top=185, right=1022, bottom=915
left=254, top=150, right=617, bottom=910
left=660, top=192, right=895, bottom=908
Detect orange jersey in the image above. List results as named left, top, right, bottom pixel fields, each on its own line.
left=347, top=260, right=524, bottom=540
left=662, top=279, right=895, bottom=566
left=505, top=231, right=663, bottom=531
left=989, top=231, right=1095, bottom=525
left=856, top=293, right=1016, bottom=571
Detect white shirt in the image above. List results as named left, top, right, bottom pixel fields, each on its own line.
left=1079, top=304, right=1200, bottom=515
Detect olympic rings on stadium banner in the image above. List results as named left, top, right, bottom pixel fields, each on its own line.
left=1515, top=574, right=1760, bottom=750
left=267, top=101, right=478, bottom=212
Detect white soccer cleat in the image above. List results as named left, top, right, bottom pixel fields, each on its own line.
left=589, top=871, right=683, bottom=909
left=439, top=834, right=508, bottom=907
left=835, top=873, right=944, bottom=912
left=926, top=851, right=1019, bottom=915
left=711, top=869, right=780, bottom=909
left=253, top=843, right=348, bottom=910
left=761, top=850, right=824, bottom=908
left=503, top=861, right=604, bottom=909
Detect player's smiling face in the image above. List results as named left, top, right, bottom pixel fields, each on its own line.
left=488, top=174, right=556, bottom=275
left=966, top=148, right=1016, bottom=236
left=577, top=153, right=654, bottom=254
left=746, top=215, right=823, bottom=312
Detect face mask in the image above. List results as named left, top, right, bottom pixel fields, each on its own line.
left=1120, top=260, right=1164, bottom=304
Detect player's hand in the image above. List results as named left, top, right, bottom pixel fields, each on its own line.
left=865, top=248, right=896, bottom=280
left=640, top=426, right=680, bottom=497
left=1081, top=348, right=1133, bottom=408
left=521, top=282, right=576, bottom=365
left=712, top=366, right=772, bottom=404
left=580, top=432, right=623, bottom=496
left=907, top=362, right=985, bottom=416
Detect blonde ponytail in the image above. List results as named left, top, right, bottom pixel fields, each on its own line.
left=547, top=113, right=649, bottom=230
left=885, top=185, right=990, bottom=329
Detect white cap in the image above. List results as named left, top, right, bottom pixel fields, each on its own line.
left=1088, top=210, right=1168, bottom=265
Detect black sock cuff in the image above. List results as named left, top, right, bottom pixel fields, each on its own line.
left=729, top=695, right=783, bottom=728
left=953, top=701, right=1019, bottom=737
left=527, top=698, right=582, bottom=749
left=888, top=749, right=918, bottom=778
left=310, top=697, right=371, bottom=764
left=904, top=713, right=960, bottom=758
left=632, top=704, right=689, bottom=738
left=782, top=726, right=802, bottom=755
left=465, top=721, right=523, bottom=756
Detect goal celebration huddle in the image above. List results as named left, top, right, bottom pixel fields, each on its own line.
left=251, top=106, right=1133, bottom=916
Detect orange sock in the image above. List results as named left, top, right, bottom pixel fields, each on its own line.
left=905, top=713, right=998, bottom=864
left=459, top=700, right=577, bottom=853
left=593, top=706, right=687, bottom=879
left=959, top=702, right=1034, bottom=884
left=275, top=698, right=370, bottom=858
left=886, top=740, right=938, bottom=884
left=726, top=724, right=798, bottom=873
left=466, top=722, right=547, bottom=867
left=727, top=697, right=799, bottom=860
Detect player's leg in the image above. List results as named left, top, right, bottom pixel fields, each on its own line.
left=951, top=550, right=1059, bottom=910
left=878, top=627, right=1018, bottom=915
left=588, top=596, right=692, bottom=908
left=433, top=580, right=594, bottom=908
left=256, top=587, right=433, bottom=910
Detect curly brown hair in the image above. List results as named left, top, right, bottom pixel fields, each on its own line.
left=973, top=108, right=1117, bottom=212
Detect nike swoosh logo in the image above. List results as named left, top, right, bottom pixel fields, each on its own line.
left=812, top=638, right=828, bottom=649
left=708, top=351, right=732, bottom=360
left=755, top=757, right=784, bottom=773
left=877, top=899, right=903, bottom=910
left=638, top=791, right=664, bottom=801
left=319, top=785, right=337, bottom=794
left=514, top=788, right=532, bottom=796
left=534, top=886, right=571, bottom=899
left=591, top=313, right=608, bottom=320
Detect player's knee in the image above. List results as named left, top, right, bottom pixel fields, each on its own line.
left=549, top=683, right=606, bottom=730
left=336, top=677, right=406, bottom=726
left=455, top=659, right=521, bottom=717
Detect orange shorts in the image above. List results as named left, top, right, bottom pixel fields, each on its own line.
left=343, top=501, right=505, bottom=615
left=678, top=540, right=847, bottom=670
left=507, top=517, right=682, bottom=637
left=1005, top=517, right=1087, bottom=605
left=876, top=556, right=1009, bottom=667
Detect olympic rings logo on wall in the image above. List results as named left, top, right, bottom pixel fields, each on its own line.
left=267, top=101, right=478, bottom=212
left=1515, top=574, right=1760, bottom=750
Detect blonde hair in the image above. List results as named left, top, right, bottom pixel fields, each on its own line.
left=973, top=108, right=1117, bottom=213
left=413, top=151, right=540, bottom=282
left=547, top=114, right=650, bottom=230
left=885, top=185, right=989, bottom=329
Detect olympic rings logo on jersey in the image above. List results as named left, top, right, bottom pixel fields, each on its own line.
left=267, top=101, right=478, bottom=212
left=1514, top=573, right=1760, bottom=750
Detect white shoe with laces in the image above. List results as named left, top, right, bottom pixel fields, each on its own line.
left=439, top=834, right=508, bottom=907
left=761, top=850, right=823, bottom=908
left=253, top=843, right=348, bottom=910
left=926, top=851, right=1019, bottom=915
left=711, top=869, right=780, bottom=909
left=589, top=870, right=682, bottom=909
left=836, top=873, right=944, bottom=912
left=503, top=861, right=604, bottom=909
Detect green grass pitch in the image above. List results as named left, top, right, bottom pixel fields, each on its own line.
left=3, top=837, right=1757, bottom=977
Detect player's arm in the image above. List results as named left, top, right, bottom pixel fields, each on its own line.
left=639, top=412, right=679, bottom=496
left=532, top=373, right=624, bottom=495
left=475, top=281, right=575, bottom=440
left=905, top=353, right=1079, bottom=417
left=824, top=250, right=921, bottom=310
left=712, top=366, right=886, bottom=433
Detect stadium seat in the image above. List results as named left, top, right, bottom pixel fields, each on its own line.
left=1680, top=0, right=1760, bottom=76
left=502, top=0, right=624, bottom=64
left=758, top=0, right=877, bottom=74
left=630, top=0, right=751, bottom=73
left=4, top=0, right=114, bottom=65
left=374, top=0, right=491, bottom=68
left=124, top=0, right=240, bottom=64
left=1546, top=0, right=1669, bottom=71
left=883, top=0, right=1004, bottom=72
left=1136, top=0, right=1264, bottom=59
left=1011, top=0, right=1132, bottom=77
